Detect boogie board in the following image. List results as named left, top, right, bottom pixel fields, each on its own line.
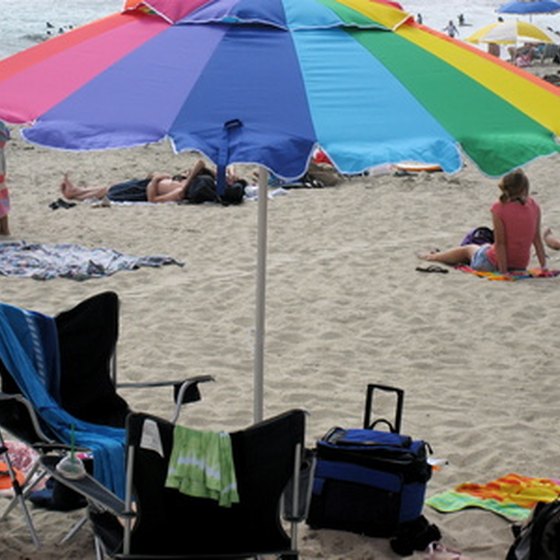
left=394, top=162, right=443, bottom=173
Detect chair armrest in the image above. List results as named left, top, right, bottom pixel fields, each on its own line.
left=40, top=455, right=127, bottom=517
left=32, top=442, right=86, bottom=453
left=117, top=375, right=215, bottom=407
left=282, top=447, right=317, bottom=523
left=0, top=392, right=55, bottom=444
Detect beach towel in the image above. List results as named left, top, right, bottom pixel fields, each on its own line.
left=165, top=425, right=239, bottom=507
left=0, top=241, right=183, bottom=280
left=456, top=265, right=560, bottom=281
left=427, top=473, right=560, bottom=521
left=0, top=302, right=125, bottom=498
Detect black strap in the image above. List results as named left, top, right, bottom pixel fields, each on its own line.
left=216, top=119, right=242, bottom=197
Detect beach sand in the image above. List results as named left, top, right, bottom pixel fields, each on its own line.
left=1, top=73, right=560, bottom=558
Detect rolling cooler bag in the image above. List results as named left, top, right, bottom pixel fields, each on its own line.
left=307, top=384, right=433, bottom=539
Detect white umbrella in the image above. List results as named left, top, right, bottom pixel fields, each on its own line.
left=466, top=20, right=559, bottom=44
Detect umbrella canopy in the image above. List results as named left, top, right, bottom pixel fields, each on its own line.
left=466, top=19, right=559, bottom=45
left=1, top=0, right=560, bottom=179
left=2, top=0, right=560, bottom=421
left=497, top=0, right=560, bottom=15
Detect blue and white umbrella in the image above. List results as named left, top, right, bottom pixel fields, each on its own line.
left=498, top=0, right=560, bottom=16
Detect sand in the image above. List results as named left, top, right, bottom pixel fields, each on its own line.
left=1, top=74, right=560, bottom=559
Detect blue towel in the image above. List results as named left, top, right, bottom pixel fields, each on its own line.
left=0, top=302, right=125, bottom=498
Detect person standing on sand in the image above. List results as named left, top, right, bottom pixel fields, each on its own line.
left=444, top=20, right=459, bottom=38
left=0, top=122, right=10, bottom=235
left=419, top=169, right=547, bottom=274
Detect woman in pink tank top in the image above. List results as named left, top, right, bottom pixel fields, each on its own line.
left=418, top=169, right=547, bottom=274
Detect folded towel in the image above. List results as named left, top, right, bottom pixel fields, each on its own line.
left=165, top=425, right=239, bottom=507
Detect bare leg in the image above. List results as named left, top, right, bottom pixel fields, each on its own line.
left=544, top=228, right=560, bottom=250
left=418, top=244, right=479, bottom=266
left=0, top=216, right=9, bottom=236
left=60, top=174, right=109, bottom=201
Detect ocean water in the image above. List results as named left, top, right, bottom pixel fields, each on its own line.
left=0, top=0, right=559, bottom=60
left=0, top=0, right=121, bottom=60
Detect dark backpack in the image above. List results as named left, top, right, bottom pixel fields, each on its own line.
left=507, top=500, right=560, bottom=560
left=461, top=226, right=494, bottom=246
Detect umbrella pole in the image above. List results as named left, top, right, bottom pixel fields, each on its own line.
left=254, top=166, right=268, bottom=423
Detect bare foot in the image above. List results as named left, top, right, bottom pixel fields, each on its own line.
left=60, top=173, right=73, bottom=199
left=417, top=249, right=440, bottom=261
left=544, top=227, right=560, bottom=250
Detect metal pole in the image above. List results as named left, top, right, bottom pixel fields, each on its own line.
left=253, top=167, right=268, bottom=423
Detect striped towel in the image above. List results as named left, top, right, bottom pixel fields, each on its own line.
left=0, top=302, right=126, bottom=498
left=457, top=265, right=560, bottom=281
left=427, top=473, right=560, bottom=521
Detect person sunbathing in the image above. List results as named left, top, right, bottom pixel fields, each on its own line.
left=60, top=159, right=207, bottom=203
left=507, top=43, right=537, bottom=67
left=544, top=228, right=560, bottom=250
left=418, top=169, right=547, bottom=273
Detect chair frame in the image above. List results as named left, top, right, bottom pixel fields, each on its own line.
left=0, top=376, right=214, bottom=548
left=0, top=292, right=213, bottom=548
left=40, top=409, right=312, bottom=560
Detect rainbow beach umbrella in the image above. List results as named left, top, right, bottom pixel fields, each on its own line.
left=2, top=0, right=560, bottom=420
left=1, top=0, right=560, bottom=179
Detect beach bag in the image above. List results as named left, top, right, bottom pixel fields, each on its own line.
left=460, top=226, right=494, bottom=246
left=220, top=181, right=246, bottom=205
left=307, top=385, right=433, bottom=540
left=506, top=500, right=560, bottom=560
left=306, top=162, right=342, bottom=187
left=0, top=460, right=24, bottom=497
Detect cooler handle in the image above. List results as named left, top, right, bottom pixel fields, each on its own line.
left=363, top=384, right=404, bottom=433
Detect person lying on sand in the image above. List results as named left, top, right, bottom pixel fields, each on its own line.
left=544, top=228, right=560, bottom=250
left=61, top=160, right=218, bottom=203
left=418, top=169, right=547, bottom=273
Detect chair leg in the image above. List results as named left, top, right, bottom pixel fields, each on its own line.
left=0, top=432, right=41, bottom=548
left=1, top=462, right=48, bottom=519
left=13, top=491, right=41, bottom=548
left=60, top=514, right=88, bottom=544
left=94, top=534, right=106, bottom=560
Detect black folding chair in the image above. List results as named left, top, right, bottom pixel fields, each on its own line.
left=0, top=292, right=213, bottom=547
left=41, top=409, right=310, bottom=559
